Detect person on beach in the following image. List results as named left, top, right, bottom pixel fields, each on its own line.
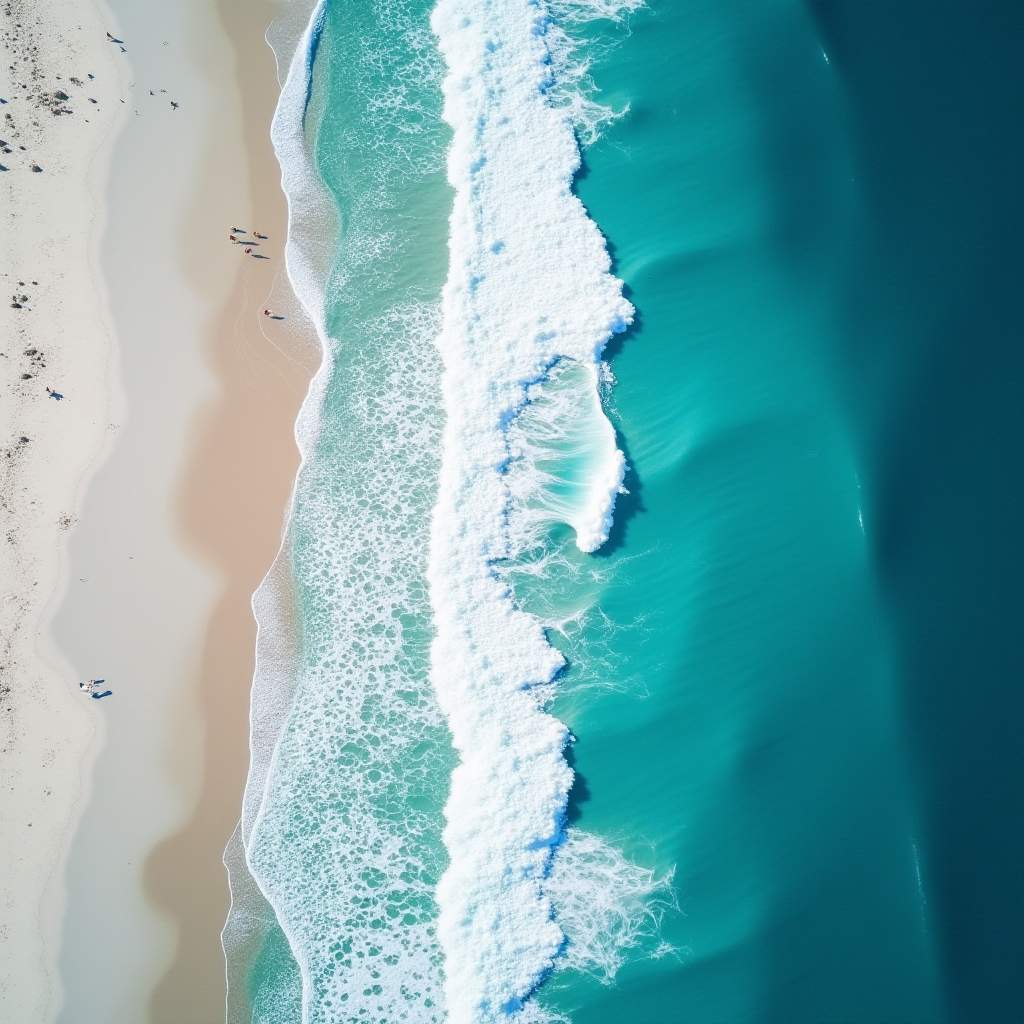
left=244, top=247, right=253, bottom=254
left=46, top=388, right=63, bottom=400
left=229, top=234, right=238, bottom=243
left=263, top=308, right=271, bottom=316
left=79, top=679, right=104, bottom=694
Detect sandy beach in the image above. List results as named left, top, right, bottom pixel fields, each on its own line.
left=1, top=0, right=314, bottom=1021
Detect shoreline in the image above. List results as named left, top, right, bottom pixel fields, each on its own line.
left=223, top=4, right=329, bottom=1018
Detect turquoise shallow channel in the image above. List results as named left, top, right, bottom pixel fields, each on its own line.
left=240, top=1, right=1024, bottom=1021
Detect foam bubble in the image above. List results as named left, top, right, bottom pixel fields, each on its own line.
left=505, top=359, right=626, bottom=559
left=247, top=301, right=453, bottom=1024
left=224, top=6, right=337, bottom=1019
left=544, top=0, right=646, bottom=145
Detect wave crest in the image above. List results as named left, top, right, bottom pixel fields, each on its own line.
left=428, top=0, right=648, bottom=1019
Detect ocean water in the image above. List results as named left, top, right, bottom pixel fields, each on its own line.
left=228, top=1, right=1023, bottom=1022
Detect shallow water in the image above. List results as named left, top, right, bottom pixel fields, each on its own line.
left=238, top=2, right=453, bottom=1020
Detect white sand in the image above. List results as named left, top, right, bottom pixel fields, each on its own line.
left=0, top=0, right=126, bottom=1019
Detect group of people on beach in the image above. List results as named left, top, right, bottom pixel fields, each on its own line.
left=228, top=225, right=267, bottom=256
left=227, top=225, right=287, bottom=319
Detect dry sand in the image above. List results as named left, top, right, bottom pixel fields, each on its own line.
left=1, top=1, right=126, bottom=1018
left=1, top=0, right=317, bottom=1021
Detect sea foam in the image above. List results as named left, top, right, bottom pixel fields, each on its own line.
left=428, top=0, right=635, bottom=1018
left=235, top=3, right=456, bottom=1022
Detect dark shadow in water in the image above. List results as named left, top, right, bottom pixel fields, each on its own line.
left=603, top=275, right=636, bottom=361
left=563, top=742, right=592, bottom=824
left=574, top=148, right=593, bottom=187
left=602, top=234, right=622, bottom=283
left=595, top=286, right=646, bottom=559
left=871, top=280, right=1024, bottom=1024
left=808, top=3, right=1024, bottom=1021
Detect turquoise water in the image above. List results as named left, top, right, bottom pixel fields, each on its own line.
left=236, top=1, right=1023, bottom=1021
left=537, top=4, right=940, bottom=1019
left=240, top=2, right=454, bottom=1019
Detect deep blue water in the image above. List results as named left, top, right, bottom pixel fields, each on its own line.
left=809, top=5, right=1024, bottom=1020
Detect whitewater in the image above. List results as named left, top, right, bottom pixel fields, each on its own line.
left=428, top=0, right=634, bottom=1019
left=225, top=1, right=669, bottom=1021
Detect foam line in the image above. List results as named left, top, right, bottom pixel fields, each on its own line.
left=241, top=0, right=329, bottom=878
left=428, top=0, right=633, bottom=1018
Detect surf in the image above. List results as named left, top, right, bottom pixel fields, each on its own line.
left=427, top=0, right=638, bottom=1018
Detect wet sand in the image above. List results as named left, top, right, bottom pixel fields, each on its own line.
left=52, top=1, right=316, bottom=1021
left=145, top=6, right=317, bottom=1019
